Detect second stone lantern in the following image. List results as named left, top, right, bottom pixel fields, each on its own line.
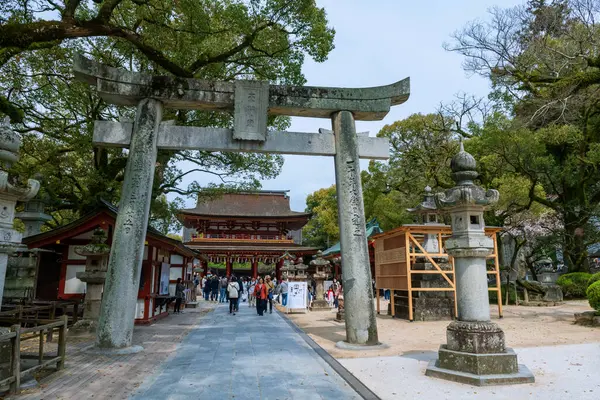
left=310, top=250, right=332, bottom=311
left=425, top=142, right=534, bottom=385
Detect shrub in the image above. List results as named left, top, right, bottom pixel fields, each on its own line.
left=588, top=272, right=600, bottom=286
left=557, top=272, right=592, bottom=298
left=586, top=281, right=600, bottom=312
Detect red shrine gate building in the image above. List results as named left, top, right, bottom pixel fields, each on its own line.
left=179, top=191, right=318, bottom=279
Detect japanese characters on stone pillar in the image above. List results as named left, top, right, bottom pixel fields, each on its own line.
left=234, top=81, right=269, bottom=141
left=0, top=118, right=40, bottom=308
left=425, top=142, right=534, bottom=385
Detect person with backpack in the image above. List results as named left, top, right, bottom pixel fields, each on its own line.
left=265, top=275, right=275, bottom=314
left=227, top=276, right=240, bottom=315
left=219, top=276, right=228, bottom=303
left=280, top=278, right=289, bottom=307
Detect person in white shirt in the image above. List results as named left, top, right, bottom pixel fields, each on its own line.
left=227, top=276, right=240, bottom=315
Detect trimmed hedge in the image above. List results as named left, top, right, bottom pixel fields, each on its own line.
left=587, top=281, right=600, bottom=312
left=557, top=272, right=592, bottom=298
left=588, top=272, right=600, bottom=286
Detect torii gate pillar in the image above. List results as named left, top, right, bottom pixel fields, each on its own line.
left=333, top=111, right=378, bottom=345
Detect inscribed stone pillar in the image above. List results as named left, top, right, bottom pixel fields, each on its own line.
left=96, top=99, right=162, bottom=349
left=332, top=111, right=379, bottom=346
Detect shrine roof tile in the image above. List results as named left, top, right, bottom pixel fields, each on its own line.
left=178, top=192, right=311, bottom=219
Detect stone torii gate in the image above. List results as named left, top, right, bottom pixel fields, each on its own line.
left=74, top=54, right=410, bottom=350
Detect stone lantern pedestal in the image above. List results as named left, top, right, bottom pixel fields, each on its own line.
left=310, top=251, right=332, bottom=311
left=425, top=143, right=534, bottom=386
left=0, top=118, right=40, bottom=387
left=71, top=229, right=110, bottom=334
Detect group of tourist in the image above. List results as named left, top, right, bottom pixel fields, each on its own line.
left=193, top=272, right=346, bottom=314
left=196, top=272, right=292, bottom=316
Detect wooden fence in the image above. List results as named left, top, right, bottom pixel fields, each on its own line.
left=0, top=315, right=68, bottom=394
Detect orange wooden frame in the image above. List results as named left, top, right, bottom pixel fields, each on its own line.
left=373, top=225, right=503, bottom=321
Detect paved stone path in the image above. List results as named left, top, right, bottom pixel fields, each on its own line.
left=10, top=304, right=215, bottom=400
left=131, top=303, right=360, bottom=400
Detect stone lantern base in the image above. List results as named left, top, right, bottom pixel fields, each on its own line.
left=310, top=299, right=330, bottom=311
left=425, top=321, right=535, bottom=386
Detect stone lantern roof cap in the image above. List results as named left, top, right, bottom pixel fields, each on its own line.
left=436, top=142, right=499, bottom=209
left=450, top=141, right=478, bottom=185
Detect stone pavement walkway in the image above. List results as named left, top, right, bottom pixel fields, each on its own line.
left=9, top=303, right=216, bottom=400
left=131, top=302, right=361, bottom=400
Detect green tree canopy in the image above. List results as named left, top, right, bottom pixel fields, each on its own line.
left=446, top=0, right=600, bottom=271
left=0, top=0, right=335, bottom=233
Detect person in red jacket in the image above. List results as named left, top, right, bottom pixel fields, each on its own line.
left=254, top=277, right=268, bottom=316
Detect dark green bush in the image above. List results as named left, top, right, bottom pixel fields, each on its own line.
left=588, top=272, right=600, bottom=286
left=557, top=272, right=592, bottom=298
left=586, top=281, right=600, bottom=312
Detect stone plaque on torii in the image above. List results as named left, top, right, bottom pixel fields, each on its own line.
left=73, top=54, right=410, bottom=350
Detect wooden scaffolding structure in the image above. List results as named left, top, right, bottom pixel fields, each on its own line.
left=372, top=225, right=503, bottom=321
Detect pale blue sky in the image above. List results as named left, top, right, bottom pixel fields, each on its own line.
left=176, top=0, right=524, bottom=212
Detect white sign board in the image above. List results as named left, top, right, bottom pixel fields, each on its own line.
left=159, top=262, right=170, bottom=295
left=287, top=281, right=307, bottom=311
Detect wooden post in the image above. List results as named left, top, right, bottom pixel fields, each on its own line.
left=38, top=328, right=45, bottom=364
left=10, top=324, right=21, bottom=394
left=57, top=315, right=67, bottom=370
left=405, top=234, right=413, bottom=321
left=251, top=260, right=258, bottom=279
left=47, top=302, right=56, bottom=342
left=390, top=289, right=395, bottom=317
left=72, top=302, right=79, bottom=325
left=376, top=285, right=380, bottom=315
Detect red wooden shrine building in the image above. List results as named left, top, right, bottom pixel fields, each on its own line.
left=179, top=191, right=319, bottom=279
left=23, top=201, right=198, bottom=324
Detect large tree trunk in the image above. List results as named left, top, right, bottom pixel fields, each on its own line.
left=563, top=212, right=589, bottom=273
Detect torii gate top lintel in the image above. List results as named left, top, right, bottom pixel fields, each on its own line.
left=73, top=54, right=410, bottom=121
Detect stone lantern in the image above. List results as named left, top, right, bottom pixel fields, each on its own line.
left=0, top=118, right=40, bottom=308
left=293, top=258, right=309, bottom=281
left=407, top=186, right=444, bottom=253
left=310, top=250, right=332, bottom=311
left=71, top=228, right=111, bottom=333
left=279, top=251, right=296, bottom=280
left=425, top=142, right=534, bottom=385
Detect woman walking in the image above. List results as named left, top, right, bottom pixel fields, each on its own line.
left=174, top=278, right=185, bottom=314
left=254, top=277, right=268, bottom=316
left=227, top=276, right=240, bottom=315
left=248, top=278, right=256, bottom=307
